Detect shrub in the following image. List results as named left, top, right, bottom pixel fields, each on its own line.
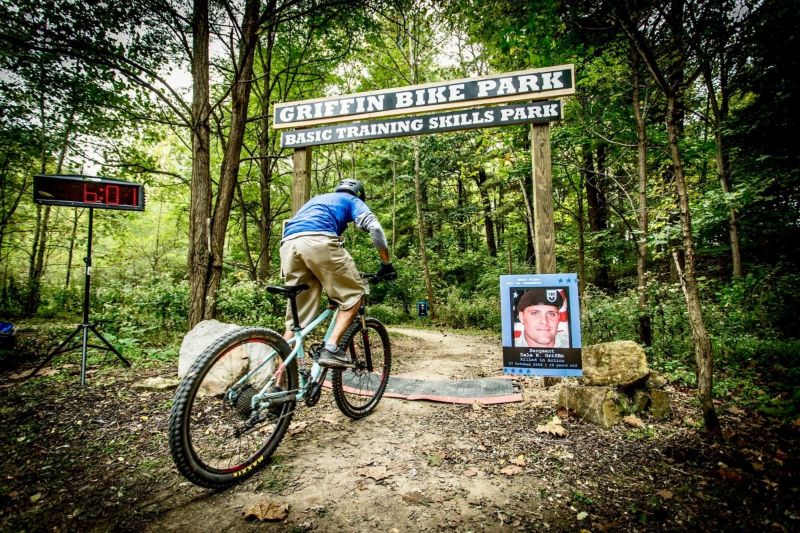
left=367, top=303, right=409, bottom=325
left=215, top=280, right=285, bottom=330
left=94, top=274, right=188, bottom=349
left=436, top=293, right=501, bottom=330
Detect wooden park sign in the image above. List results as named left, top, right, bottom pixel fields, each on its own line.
left=281, top=100, right=563, bottom=148
left=275, top=64, right=576, bottom=275
left=274, top=64, right=574, bottom=129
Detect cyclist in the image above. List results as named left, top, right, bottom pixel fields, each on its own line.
left=280, top=179, right=396, bottom=368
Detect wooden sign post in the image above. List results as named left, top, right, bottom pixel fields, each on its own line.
left=531, top=123, right=556, bottom=274
left=291, top=146, right=312, bottom=214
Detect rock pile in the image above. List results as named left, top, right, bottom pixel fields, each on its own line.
left=557, top=340, right=672, bottom=428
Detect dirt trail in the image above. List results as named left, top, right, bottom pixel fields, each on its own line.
left=147, top=327, right=553, bottom=532
left=3, top=327, right=797, bottom=532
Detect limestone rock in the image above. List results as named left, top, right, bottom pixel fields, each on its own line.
left=649, top=389, right=672, bottom=419
left=632, top=389, right=650, bottom=413
left=178, top=320, right=240, bottom=378
left=580, top=341, right=649, bottom=387
left=178, top=320, right=276, bottom=397
left=558, top=385, right=620, bottom=429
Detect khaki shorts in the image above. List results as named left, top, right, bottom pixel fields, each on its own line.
left=280, top=234, right=364, bottom=329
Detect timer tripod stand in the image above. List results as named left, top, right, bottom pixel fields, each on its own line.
left=29, top=208, right=130, bottom=385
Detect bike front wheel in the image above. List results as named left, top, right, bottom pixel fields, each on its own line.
left=168, top=327, right=297, bottom=489
left=332, top=317, right=391, bottom=419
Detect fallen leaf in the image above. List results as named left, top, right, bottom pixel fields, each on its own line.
left=751, top=462, right=764, bottom=472
left=727, top=405, right=746, bottom=416
left=358, top=465, right=391, bottom=481
left=499, top=465, right=523, bottom=476
left=463, top=468, right=479, bottom=477
left=655, top=489, right=673, bottom=500
left=623, top=415, right=645, bottom=428
left=510, top=454, right=527, bottom=467
left=576, top=511, right=588, bottom=521
left=320, top=414, right=340, bottom=425
left=536, top=416, right=567, bottom=437
left=288, top=421, right=308, bottom=435
left=556, top=408, right=569, bottom=418
left=401, top=490, right=431, bottom=505
left=30, top=493, right=42, bottom=503
left=717, top=464, right=744, bottom=483
left=243, top=502, right=289, bottom=522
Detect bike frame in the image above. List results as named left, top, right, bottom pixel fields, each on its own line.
left=226, top=306, right=340, bottom=409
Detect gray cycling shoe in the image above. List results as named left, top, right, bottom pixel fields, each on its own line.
left=318, top=347, right=354, bottom=368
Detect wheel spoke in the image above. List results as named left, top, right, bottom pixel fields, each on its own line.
left=169, top=328, right=296, bottom=488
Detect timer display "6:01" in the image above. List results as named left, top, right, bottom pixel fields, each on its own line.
left=33, top=175, right=145, bottom=211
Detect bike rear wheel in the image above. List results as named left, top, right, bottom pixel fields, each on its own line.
left=332, top=317, right=391, bottom=419
left=168, top=327, right=297, bottom=488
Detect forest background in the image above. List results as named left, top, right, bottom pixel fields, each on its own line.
left=0, top=0, right=798, bottom=425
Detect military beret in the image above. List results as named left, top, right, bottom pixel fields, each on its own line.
left=517, top=288, right=564, bottom=311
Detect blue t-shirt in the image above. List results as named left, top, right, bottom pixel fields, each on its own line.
left=283, top=192, right=370, bottom=238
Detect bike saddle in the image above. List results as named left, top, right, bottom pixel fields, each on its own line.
left=267, top=284, right=310, bottom=297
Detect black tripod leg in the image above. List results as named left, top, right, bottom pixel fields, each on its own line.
left=28, top=326, right=83, bottom=378
left=89, top=324, right=131, bottom=367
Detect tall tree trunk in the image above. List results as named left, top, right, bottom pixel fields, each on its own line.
left=187, top=0, right=212, bottom=329
left=576, top=181, right=587, bottom=304
left=204, top=0, right=261, bottom=319
left=26, top=205, right=49, bottom=315
left=408, top=18, right=435, bottom=319
left=524, top=170, right=535, bottom=265
left=391, top=160, right=397, bottom=256
left=585, top=143, right=610, bottom=290
left=632, top=50, right=652, bottom=346
left=236, top=181, right=257, bottom=280
left=257, top=30, right=276, bottom=282
left=65, top=209, right=80, bottom=289
left=475, top=168, right=497, bottom=257
left=667, top=94, right=719, bottom=433
left=614, top=0, right=720, bottom=433
left=456, top=170, right=467, bottom=252
left=27, top=108, right=74, bottom=314
left=703, top=60, right=742, bottom=278
left=413, top=136, right=435, bottom=318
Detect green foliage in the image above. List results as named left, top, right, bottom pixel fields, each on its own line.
left=367, top=303, right=409, bottom=325
left=94, top=274, right=188, bottom=350
left=436, top=292, right=501, bottom=331
left=215, top=281, right=285, bottom=330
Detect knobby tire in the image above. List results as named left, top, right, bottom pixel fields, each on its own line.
left=332, top=317, right=391, bottom=419
left=168, top=327, right=296, bottom=489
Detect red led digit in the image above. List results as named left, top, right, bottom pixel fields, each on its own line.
left=83, top=183, right=99, bottom=203
left=106, top=185, right=120, bottom=205
left=132, top=188, right=137, bottom=207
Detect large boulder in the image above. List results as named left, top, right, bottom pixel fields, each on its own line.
left=178, top=320, right=240, bottom=378
left=580, top=341, right=649, bottom=387
left=178, top=320, right=277, bottom=397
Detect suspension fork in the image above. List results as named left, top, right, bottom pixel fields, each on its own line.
left=357, top=303, right=373, bottom=372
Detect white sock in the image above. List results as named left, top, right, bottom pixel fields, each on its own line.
left=324, top=342, right=339, bottom=353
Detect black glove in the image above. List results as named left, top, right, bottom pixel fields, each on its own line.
left=376, top=262, right=397, bottom=281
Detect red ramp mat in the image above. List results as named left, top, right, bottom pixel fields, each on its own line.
left=328, top=373, right=523, bottom=405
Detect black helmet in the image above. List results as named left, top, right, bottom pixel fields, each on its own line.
left=335, top=179, right=366, bottom=201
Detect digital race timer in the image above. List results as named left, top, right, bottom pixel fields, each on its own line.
left=33, top=174, right=145, bottom=211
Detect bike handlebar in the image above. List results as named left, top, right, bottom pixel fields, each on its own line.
left=360, top=272, right=395, bottom=283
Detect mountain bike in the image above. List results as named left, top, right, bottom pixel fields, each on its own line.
left=168, top=274, right=392, bottom=489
